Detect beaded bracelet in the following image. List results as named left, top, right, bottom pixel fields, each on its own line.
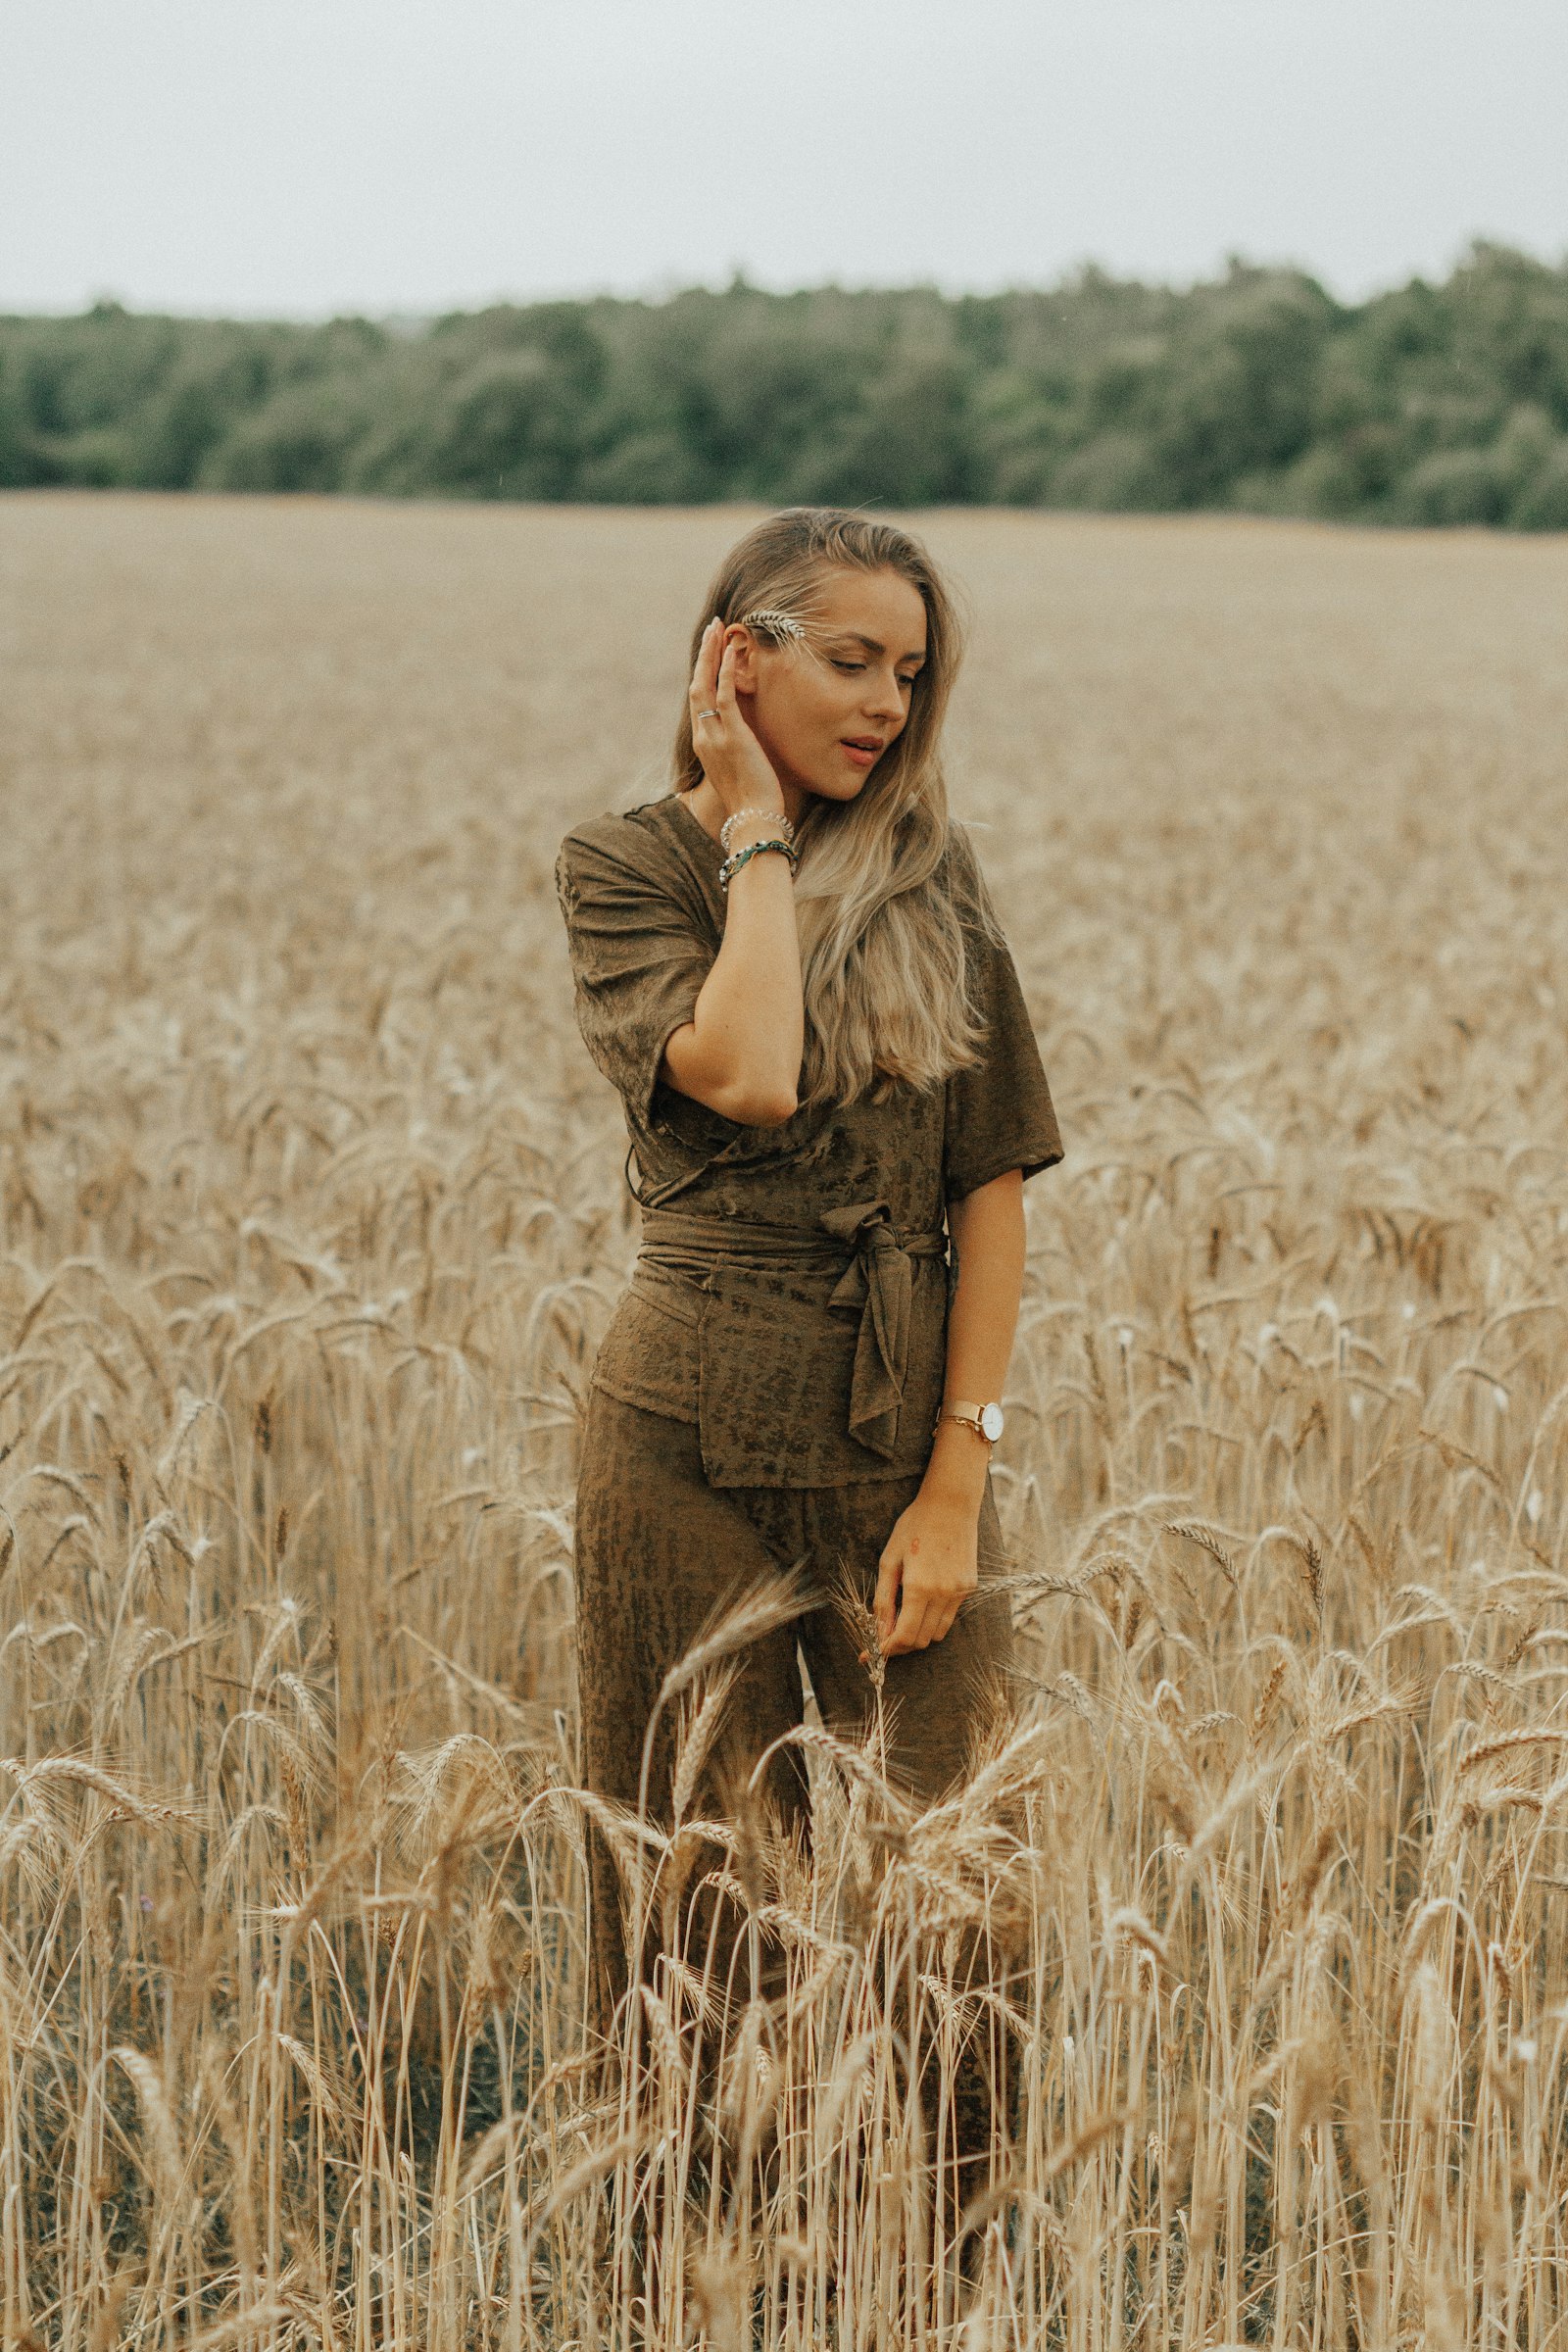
left=720, top=805, right=795, bottom=855
left=717, top=836, right=800, bottom=891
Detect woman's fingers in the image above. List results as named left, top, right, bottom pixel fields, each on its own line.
left=891, top=1594, right=938, bottom=1655
left=714, top=629, right=741, bottom=711
left=872, top=1549, right=899, bottom=1648
left=689, top=615, right=722, bottom=717
left=686, top=618, right=707, bottom=697
left=869, top=1524, right=976, bottom=1660
left=877, top=1577, right=967, bottom=1656
left=689, top=619, right=747, bottom=736
left=881, top=1555, right=929, bottom=1655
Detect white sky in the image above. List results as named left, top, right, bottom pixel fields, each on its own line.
left=3, top=0, right=1564, bottom=317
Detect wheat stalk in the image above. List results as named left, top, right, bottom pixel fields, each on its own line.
left=4, top=498, right=1567, bottom=2346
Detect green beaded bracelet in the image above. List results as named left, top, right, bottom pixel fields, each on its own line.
left=717, top=836, right=800, bottom=891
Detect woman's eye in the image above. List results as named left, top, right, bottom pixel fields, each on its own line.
left=831, top=658, right=920, bottom=686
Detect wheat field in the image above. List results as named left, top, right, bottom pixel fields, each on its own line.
left=4, top=492, right=1568, bottom=2350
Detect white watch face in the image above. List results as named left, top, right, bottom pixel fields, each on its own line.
left=979, top=1401, right=1004, bottom=1443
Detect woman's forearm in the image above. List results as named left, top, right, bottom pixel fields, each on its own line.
left=660, top=615, right=806, bottom=1128
left=868, top=1167, right=1027, bottom=1657
left=660, top=848, right=805, bottom=1126
left=924, top=1168, right=1026, bottom=1504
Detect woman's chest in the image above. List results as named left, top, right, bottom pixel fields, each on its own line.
left=683, top=1082, right=948, bottom=1228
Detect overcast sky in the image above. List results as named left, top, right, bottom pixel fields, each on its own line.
left=3, top=0, right=1564, bottom=317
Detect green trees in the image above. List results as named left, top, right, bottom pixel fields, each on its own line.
left=4, top=244, right=1567, bottom=522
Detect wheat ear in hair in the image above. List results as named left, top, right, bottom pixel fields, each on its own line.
left=741, top=608, right=808, bottom=645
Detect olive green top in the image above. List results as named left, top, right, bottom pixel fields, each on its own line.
left=555, top=791, right=1062, bottom=1487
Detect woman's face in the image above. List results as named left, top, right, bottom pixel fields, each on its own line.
left=732, top=564, right=928, bottom=807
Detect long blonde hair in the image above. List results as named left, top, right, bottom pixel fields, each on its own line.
left=672, top=509, right=994, bottom=1110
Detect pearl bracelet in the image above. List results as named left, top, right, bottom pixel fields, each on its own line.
left=720, top=805, right=795, bottom=855
left=717, top=836, right=800, bottom=891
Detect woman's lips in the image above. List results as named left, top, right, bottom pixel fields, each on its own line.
left=840, top=740, right=880, bottom=769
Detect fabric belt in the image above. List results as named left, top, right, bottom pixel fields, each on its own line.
left=634, top=1199, right=947, bottom=1460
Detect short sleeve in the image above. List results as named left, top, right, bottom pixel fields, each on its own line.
left=942, top=829, right=1064, bottom=1203
left=556, top=820, right=715, bottom=1126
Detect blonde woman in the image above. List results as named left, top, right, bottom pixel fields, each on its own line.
left=555, top=508, right=1061, bottom=2251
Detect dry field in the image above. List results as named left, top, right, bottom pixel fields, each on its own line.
left=3, top=492, right=1568, bottom=2350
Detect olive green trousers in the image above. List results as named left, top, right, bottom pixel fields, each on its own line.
left=572, top=1386, right=1023, bottom=2229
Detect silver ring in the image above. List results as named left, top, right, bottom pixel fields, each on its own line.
left=696, top=707, right=720, bottom=720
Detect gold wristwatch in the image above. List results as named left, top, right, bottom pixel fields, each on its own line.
left=936, top=1398, right=1004, bottom=1445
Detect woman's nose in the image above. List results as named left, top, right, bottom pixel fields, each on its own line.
left=863, top=670, right=904, bottom=720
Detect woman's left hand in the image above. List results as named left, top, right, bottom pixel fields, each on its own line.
left=866, top=1490, right=980, bottom=1658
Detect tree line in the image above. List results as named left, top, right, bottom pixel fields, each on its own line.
left=3, top=242, right=1567, bottom=526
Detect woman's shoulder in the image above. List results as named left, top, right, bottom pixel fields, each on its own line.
left=556, top=793, right=699, bottom=897
left=559, top=792, right=681, bottom=868
left=556, top=795, right=721, bottom=956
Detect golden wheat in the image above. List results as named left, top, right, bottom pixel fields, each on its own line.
left=3, top=492, right=1568, bottom=2347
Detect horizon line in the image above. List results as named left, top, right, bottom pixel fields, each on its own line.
left=5, top=233, right=1566, bottom=330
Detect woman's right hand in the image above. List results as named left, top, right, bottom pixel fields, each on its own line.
left=689, top=618, right=788, bottom=827
left=662, top=615, right=805, bottom=1126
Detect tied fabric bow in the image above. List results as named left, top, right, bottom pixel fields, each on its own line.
left=819, top=1200, right=947, bottom=1458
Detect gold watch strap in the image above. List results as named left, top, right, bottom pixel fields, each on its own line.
left=937, top=1399, right=996, bottom=1441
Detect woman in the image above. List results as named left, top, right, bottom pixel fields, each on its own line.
left=555, top=507, right=1061, bottom=2248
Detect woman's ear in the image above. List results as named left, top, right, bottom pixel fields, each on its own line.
left=725, top=623, right=760, bottom=693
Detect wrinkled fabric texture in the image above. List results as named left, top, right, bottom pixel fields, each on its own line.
left=557, top=794, right=1063, bottom=2259
left=555, top=791, right=1063, bottom=1485
left=818, top=1199, right=940, bottom=1457
left=572, top=1390, right=1026, bottom=2214
left=634, top=1200, right=949, bottom=1484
